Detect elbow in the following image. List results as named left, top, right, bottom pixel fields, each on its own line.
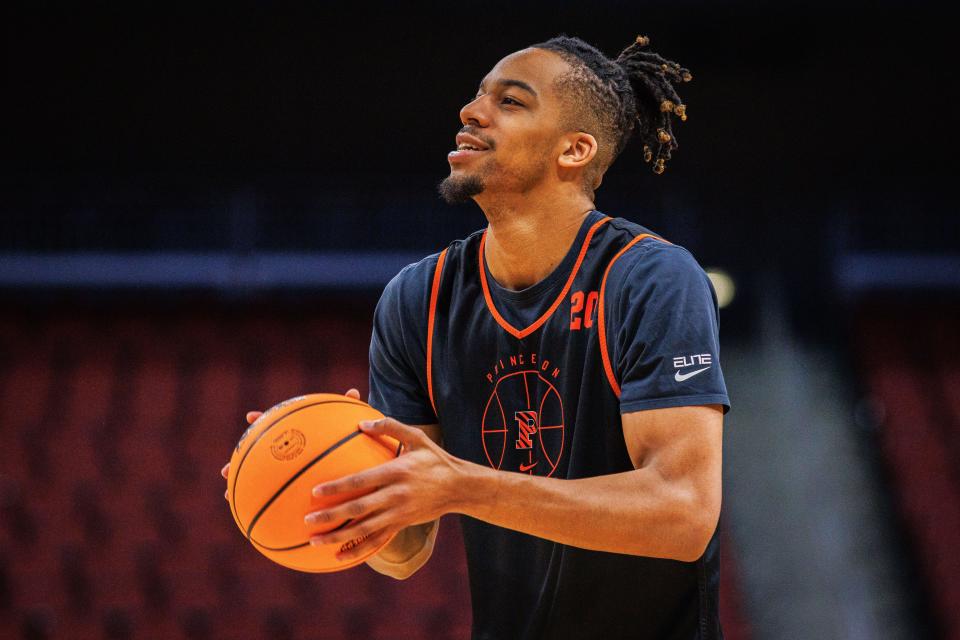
left=365, top=552, right=430, bottom=580
left=674, top=494, right=721, bottom=563
left=675, top=523, right=714, bottom=563
left=364, top=521, right=439, bottom=580
left=387, top=551, right=434, bottom=580
left=386, top=565, right=419, bottom=581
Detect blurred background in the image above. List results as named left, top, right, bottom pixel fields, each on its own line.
left=1, top=1, right=958, bottom=638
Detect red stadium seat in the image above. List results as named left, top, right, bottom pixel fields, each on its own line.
left=854, top=298, right=960, bottom=638
left=1, top=305, right=751, bottom=639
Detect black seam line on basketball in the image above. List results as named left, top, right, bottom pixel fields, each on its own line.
left=230, top=399, right=367, bottom=527
left=245, top=430, right=364, bottom=542
left=253, top=519, right=354, bottom=551
left=230, top=398, right=367, bottom=525
left=256, top=541, right=310, bottom=552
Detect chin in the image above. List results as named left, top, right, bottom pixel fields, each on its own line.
left=437, top=172, right=486, bottom=205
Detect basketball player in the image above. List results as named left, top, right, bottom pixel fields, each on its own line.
left=223, top=33, right=729, bottom=639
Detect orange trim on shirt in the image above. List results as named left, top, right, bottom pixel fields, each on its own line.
left=597, top=233, right=672, bottom=397
left=426, top=248, right=447, bottom=416
left=479, top=216, right=611, bottom=340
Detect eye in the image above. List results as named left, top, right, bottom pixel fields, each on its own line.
left=501, top=96, right=522, bottom=106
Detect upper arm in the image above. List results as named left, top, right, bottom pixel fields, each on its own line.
left=605, top=242, right=729, bottom=538
left=367, top=259, right=439, bottom=426
left=621, top=404, right=723, bottom=533
left=605, top=242, right=730, bottom=415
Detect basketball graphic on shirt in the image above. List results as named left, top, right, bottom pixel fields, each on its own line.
left=481, top=370, right=565, bottom=476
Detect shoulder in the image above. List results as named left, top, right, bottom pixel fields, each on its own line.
left=597, top=217, right=718, bottom=328
left=378, top=230, right=483, bottom=313
left=381, top=252, right=441, bottom=305
left=615, top=240, right=707, bottom=288
left=603, top=236, right=718, bottom=335
left=597, top=215, right=708, bottom=291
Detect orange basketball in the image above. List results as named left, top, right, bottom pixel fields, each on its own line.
left=226, top=393, right=401, bottom=572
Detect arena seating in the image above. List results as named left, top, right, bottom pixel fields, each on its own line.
left=0, top=304, right=749, bottom=639
left=853, top=297, right=960, bottom=640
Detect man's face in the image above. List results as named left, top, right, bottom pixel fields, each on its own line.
left=438, top=48, right=572, bottom=204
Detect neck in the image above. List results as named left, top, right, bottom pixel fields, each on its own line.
left=476, top=187, right=596, bottom=291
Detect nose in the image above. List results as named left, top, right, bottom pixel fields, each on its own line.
left=459, top=95, right=489, bottom=128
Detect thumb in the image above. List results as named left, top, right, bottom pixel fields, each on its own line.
left=358, top=417, right=423, bottom=449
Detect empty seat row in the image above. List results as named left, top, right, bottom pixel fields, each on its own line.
left=853, top=298, right=960, bottom=639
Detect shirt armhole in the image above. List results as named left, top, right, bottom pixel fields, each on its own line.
left=597, top=234, right=671, bottom=397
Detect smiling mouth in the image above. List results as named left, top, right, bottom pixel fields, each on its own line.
left=448, top=147, right=490, bottom=161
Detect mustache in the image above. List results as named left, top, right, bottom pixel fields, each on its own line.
left=459, top=127, right=494, bottom=149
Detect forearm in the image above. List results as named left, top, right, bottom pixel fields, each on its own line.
left=455, top=458, right=715, bottom=562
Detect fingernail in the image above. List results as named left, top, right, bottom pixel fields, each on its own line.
left=359, top=420, right=374, bottom=430
left=312, top=485, right=323, bottom=497
left=309, top=536, right=324, bottom=547
left=304, top=514, right=315, bottom=524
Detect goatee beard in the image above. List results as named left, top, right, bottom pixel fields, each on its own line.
left=437, top=173, right=485, bottom=204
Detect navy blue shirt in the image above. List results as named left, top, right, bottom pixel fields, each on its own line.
left=369, top=210, right=730, bottom=640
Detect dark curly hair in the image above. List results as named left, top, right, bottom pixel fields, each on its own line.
left=530, top=33, right=691, bottom=194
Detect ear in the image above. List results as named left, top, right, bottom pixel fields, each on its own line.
left=557, top=131, right=598, bottom=170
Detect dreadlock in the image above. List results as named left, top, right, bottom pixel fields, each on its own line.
left=530, top=33, right=691, bottom=191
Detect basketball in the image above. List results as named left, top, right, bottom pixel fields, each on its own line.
left=226, top=393, right=402, bottom=572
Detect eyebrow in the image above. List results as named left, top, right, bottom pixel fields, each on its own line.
left=478, top=78, right=539, bottom=99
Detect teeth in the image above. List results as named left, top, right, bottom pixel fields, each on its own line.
left=457, top=143, right=483, bottom=151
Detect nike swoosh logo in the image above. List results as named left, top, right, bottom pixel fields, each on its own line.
left=519, top=461, right=538, bottom=472
left=675, top=366, right=711, bottom=382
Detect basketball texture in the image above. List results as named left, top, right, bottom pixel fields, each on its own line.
left=227, top=393, right=401, bottom=572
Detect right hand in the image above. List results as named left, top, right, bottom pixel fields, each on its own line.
left=221, top=388, right=363, bottom=500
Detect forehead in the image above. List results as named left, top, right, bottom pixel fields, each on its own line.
left=479, top=47, right=571, bottom=99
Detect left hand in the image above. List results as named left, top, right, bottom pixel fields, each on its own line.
left=304, top=417, right=464, bottom=561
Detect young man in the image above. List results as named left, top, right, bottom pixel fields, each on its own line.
left=226, top=33, right=730, bottom=639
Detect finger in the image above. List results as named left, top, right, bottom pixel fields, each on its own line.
left=304, top=488, right=391, bottom=525
left=358, top=417, right=425, bottom=449
left=344, top=388, right=361, bottom=400
left=224, top=489, right=229, bottom=500
left=330, top=526, right=394, bottom=562
left=246, top=411, right=263, bottom=424
left=312, top=460, right=400, bottom=498
left=221, top=463, right=230, bottom=479
left=310, top=511, right=393, bottom=548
